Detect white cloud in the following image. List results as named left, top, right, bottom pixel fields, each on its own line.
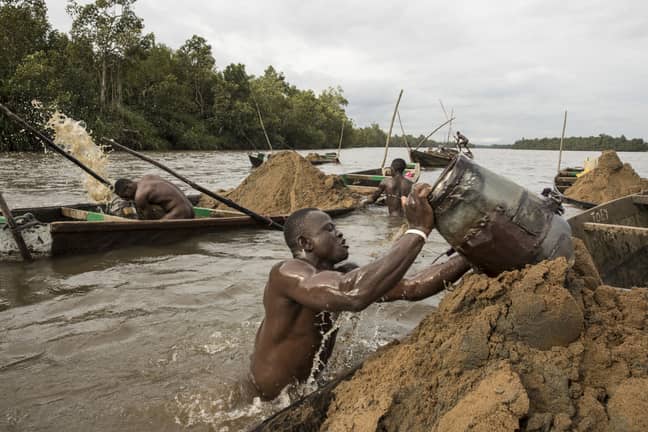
left=44, top=0, right=648, bottom=144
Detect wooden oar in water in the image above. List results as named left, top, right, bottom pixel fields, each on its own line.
left=0, top=103, right=112, bottom=188
left=102, top=138, right=284, bottom=231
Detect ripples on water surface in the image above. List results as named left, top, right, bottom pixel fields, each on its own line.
left=1, top=148, right=647, bottom=431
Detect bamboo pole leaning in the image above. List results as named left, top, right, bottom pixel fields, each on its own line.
left=381, top=89, right=404, bottom=169
left=557, top=111, right=568, bottom=175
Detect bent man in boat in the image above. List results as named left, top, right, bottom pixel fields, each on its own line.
left=249, top=183, right=471, bottom=400
left=113, top=175, right=194, bottom=220
left=364, top=158, right=413, bottom=216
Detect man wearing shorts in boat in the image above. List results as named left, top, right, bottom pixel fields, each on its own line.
left=364, top=158, right=413, bottom=216
left=113, top=175, right=194, bottom=220
left=455, top=131, right=473, bottom=157
left=249, top=183, right=471, bottom=400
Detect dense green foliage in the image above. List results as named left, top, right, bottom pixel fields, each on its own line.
left=1, top=0, right=421, bottom=151
left=512, top=135, right=647, bottom=151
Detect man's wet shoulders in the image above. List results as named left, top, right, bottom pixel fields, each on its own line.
left=271, top=259, right=315, bottom=279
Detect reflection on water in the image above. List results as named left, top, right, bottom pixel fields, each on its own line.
left=1, top=148, right=647, bottom=430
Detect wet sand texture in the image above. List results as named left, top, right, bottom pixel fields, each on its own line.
left=565, top=150, right=648, bottom=204
left=199, top=151, right=358, bottom=213
left=262, top=239, right=648, bottom=431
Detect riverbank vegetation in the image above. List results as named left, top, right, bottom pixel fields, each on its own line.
left=511, top=135, right=648, bottom=151
left=0, top=0, right=440, bottom=152
left=3, top=1, right=643, bottom=153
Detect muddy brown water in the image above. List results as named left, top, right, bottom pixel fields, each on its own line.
left=1, top=148, right=647, bottom=431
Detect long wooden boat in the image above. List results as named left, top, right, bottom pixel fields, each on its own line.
left=248, top=152, right=267, bottom=168
left=306, top=152, right=340, bottom=165
left=553, top=167, right=596, bottom=209
left=340, top=162, right=421, bottom=190
left=0, top=201, right=355, bottom=260
left=409, top=148, right=456, bottom=167
left=568, top=192, right=648, bottom=288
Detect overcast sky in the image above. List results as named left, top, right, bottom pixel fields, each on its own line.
left=44, top=0, right=648, bottom=144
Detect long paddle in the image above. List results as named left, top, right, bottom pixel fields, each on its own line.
left=102, top=138, right=284, bottom=231
left=0, top=103, right=112, bottom=187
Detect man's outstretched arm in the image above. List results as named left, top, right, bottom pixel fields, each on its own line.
left=281, top=184, right=435, bottom=312
left=379, top=255, right=471, bottom=302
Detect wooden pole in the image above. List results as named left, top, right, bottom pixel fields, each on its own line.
left=413, top=117, right=456, bottom=151
left=397, top=110, right=410, bottom=150
left=102, top=138, right=284, bottom=231
left=557, top=111, right=568, bottom=175
left=0, top=193, right=32, bottom=261
left=447, top=108, right=455, bottom=145
left=336, top=120, right=345, bottom=159
left=0, top=103, right=112, bottom=187
left=381, top=89, right=404, bottom=169
left=252, top=96, right=273, bottom=154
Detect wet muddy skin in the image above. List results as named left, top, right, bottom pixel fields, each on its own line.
left=1, top=148, right=647, bottom=430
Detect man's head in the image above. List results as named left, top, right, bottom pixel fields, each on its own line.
left=113, top=178, right=137, bottom=199
left=456, top=131, right=461, bottom=136
left=284, top=208, right=348, bottom=265
left=390, top=158, right=406, bottom=175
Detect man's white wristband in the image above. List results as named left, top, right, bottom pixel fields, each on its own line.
left=405, top=229, right=428, bottom=242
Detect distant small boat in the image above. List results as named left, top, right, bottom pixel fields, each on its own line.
left=340, top=163, right=421, bottom=192
left=306, top=152, right=340, bottom=165
left=568, top=192, right=648, bottom=288
left=248, top=152, right=267, bottom=168
left=553, top=167, right=596, bottom=209
left=0, top=198, right=355, bottom=260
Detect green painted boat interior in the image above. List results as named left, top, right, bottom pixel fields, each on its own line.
left=193, top=207, right=216, bottom=218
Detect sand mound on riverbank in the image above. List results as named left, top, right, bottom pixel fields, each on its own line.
left=199, top=151, right=358, bottom=214
left=317, top=240, right=648, bottom=431
left=565, top=150, right=648, bottom=204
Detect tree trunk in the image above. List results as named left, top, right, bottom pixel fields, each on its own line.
left=100, top=57, right=107, bottom=110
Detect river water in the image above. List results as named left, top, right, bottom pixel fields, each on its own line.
left=1, top=147, right=647, bottom=431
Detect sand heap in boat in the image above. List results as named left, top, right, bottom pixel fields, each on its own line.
left=263, top=240, right=648, bottom=431
left=200, top=151, right=358, bottom=214
left=565, top=150, right=648, bottom=204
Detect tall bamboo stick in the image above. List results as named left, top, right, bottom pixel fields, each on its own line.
left=557, top=110, right=568, bottom=174
left=252, top=96, right=273, bottom=153
left=381, top=89, right=404, bottom=169
left=336, top=120, right=345, bottom=159
left=397, top=110, right=410, bottom=150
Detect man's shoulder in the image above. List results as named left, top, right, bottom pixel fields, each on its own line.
left=271, top=259, right=315, bottom=278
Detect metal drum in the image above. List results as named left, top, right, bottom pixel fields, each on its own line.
left=428, top=155, right=573, bottom=276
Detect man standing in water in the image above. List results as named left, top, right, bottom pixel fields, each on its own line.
left=364, top=158, right=413, bottom=216
left=250, top=183, right=471, bottom=400
left=113, top=175, right=194, bottom=220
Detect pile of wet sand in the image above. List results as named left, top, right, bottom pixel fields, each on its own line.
left=261, top=239, right=648, bottom=431
left=565, top=150, right=648, bottom=204
left=199, top=151, right=359, bottom=214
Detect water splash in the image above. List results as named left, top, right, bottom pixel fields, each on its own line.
left=46, top=111, right=112, bottom=202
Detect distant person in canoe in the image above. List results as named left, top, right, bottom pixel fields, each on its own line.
left=249, top=183, right=471, bottom=400
left=113, top=175, right=194, bottom=220
left=363, top=158, right=413, bottom=217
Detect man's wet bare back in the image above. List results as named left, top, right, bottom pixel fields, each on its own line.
left=113, top=175, right=194, bottom=220
left=250, top=183, right=471, bottom=400
left=366, top=158, right=413, bottom=216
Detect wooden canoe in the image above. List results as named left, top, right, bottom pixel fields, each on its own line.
left=568, top=192, right=648, bottom=288
left=306, top=152, right=340, bottom=165
left=248, top=152, right=266, bottom=168
left=409, top=148, right=455, bottom=167
left=553, top=167, right=596, bottom=209
left=0, top=201, right=355, bottom=260
left=340, top=163, right=421, bottom=189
